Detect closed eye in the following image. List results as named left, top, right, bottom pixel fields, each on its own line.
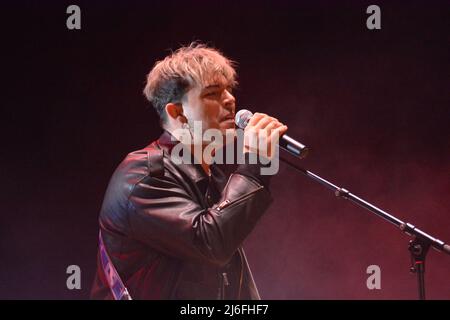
left=204, top=91, right=220, bottom=97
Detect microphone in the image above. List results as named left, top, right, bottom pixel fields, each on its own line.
left=235, top=109, right=309, bottom=159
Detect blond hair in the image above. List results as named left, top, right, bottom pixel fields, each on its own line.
left=143, top=43, right=237, bottom=123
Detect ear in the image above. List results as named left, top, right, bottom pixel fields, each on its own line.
left=165, top=103, right=186, bottom=123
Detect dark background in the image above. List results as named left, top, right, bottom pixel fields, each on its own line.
left=1, top=0, right=449, bottom=299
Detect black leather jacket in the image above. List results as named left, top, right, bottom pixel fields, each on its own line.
left=91, top=130, right=273, bottom=299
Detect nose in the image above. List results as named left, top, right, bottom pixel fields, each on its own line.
left=223, top=89, right=236, bottom=113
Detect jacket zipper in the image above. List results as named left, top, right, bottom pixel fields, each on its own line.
left=216, top=185, right=264, bottom=212
left=216, top=180, right=264, bottom=298
left=219, top=272, right=230, bottom=300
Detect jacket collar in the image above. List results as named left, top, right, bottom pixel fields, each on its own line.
left=154, top=130, right=227, bottom=192
left=155, top=130, right=209, bottom=184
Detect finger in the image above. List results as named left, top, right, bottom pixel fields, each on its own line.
left=262, top=119, right=284, bottom=132
left=263, top=121, right=283, bottom=136
left=253, top=117, right=272, bottom=131
left=247, top=112, right=266, bottom=127
left=244, top=128, right=259, bottom=152
left=254, top=116, right=279, bottom=130
left=269, top=125, right=288, bottom=141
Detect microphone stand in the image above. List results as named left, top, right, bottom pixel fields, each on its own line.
left=279, top=151, right=450, bottom=300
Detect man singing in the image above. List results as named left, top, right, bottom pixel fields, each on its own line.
left=91, top=43, right=288, bottom=299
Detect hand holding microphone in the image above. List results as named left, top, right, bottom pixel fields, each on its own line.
left=239, top=112, right=288, bottom=160
left=235, top=109, right=309, bottom=159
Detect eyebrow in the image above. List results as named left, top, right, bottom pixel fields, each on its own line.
left=203, top=82, right=235, bottom=92
left=203, top=84, right=222, bottom=90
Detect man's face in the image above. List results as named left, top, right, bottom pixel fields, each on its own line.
left=182, top=76, right=236, bottom=135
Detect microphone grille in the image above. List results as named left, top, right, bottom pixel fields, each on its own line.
left=235, top=109, right=253, bottom=129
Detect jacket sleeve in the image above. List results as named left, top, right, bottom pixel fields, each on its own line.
left=123, top=153, right=273, bottom=267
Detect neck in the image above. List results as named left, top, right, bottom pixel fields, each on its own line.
left=165, top=127, right=212, bottom=176
left=190, top=144, right=211, bottom=176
